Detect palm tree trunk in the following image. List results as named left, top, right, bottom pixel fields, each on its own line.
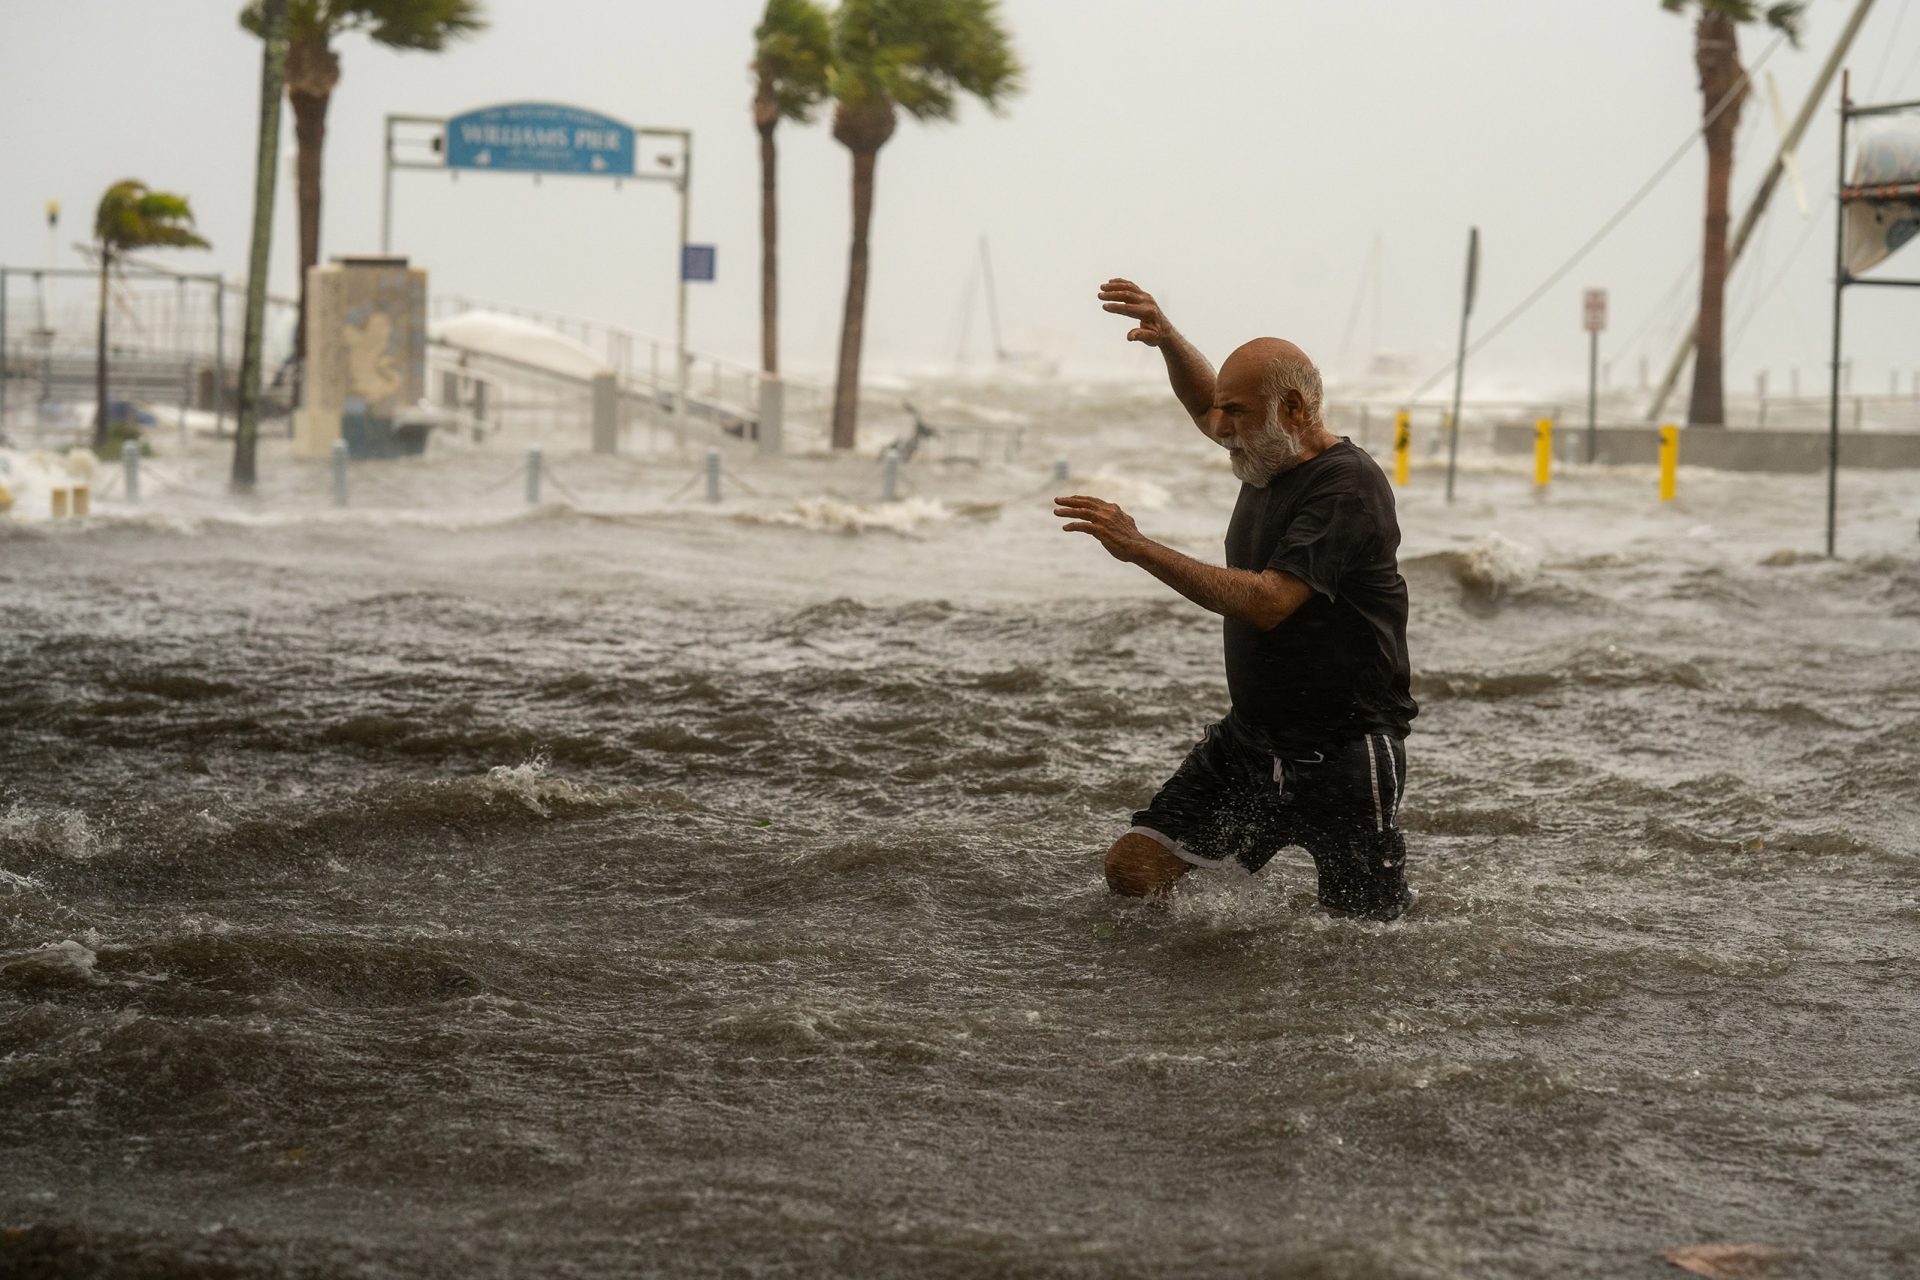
left=831, top=146, right=879, bottom=450
left=1688, top=13, right=1744, bottom=428
left=759, top=120, right=779, bottom=376
left=93, top=247, right=110, bottom=451
left=288, top=82, right=329, bottom=392
left=234, top=0, right=288, bottom=491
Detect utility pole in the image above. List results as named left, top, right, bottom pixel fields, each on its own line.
left=233, top=0, right=288, bottom=490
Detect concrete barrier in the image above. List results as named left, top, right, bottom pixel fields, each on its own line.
left=1491, top=422, right=1920, bottom=472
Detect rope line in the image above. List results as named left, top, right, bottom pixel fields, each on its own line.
left=1400, top=30, right=1790, bottom=403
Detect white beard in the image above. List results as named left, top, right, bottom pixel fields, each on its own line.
left=1229, top=406, right=1305, bottom=487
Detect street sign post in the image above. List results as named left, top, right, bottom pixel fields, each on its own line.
left=1584, top=288, right=1607, bottom=463
left=1444, top=227, right=1479, bottom=504
left=445, top=103, right=636, bottom=176
left=380, top=103, right=696, bottom=434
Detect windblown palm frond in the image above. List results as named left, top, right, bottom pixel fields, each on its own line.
left=756, top=0, right=834, bottom=124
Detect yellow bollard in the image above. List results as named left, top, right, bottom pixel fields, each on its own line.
left=71, top=485, right=90, bottom=518
left=0, top=480, right=14, bottom=516
left=1658, top=424, right=1679, bottom=502
left=1393, top=410, right=1411, bottom=485
left=51, top=488, right=69, bottom=519
left=1534, top=418, right=1552, bottom=489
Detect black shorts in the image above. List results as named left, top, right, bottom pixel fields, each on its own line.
left=1130, top=719, right=1412, bottom=920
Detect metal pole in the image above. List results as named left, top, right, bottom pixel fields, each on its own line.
left=0, top=269, right=8, bottom=433
left=380, top=115, right=394, bottom=256
left=332, top=437, right=349, bottom=506
left=674, top=135, right=692, bottom=438
left=1586, top=327, right=1598, bottom=463
left=882, top=445, right=900, bottom=501
left=1646, top=0, right=1880, bottom=421
left=1827, top=71, right=1849, bottom=559
left=526, top=446, right=542, bottom=504
left=704, top=447, right=720, bottom=502
left=212, top=276, right=227, bottom=438
left=1445, top=226, right=1478, bottom=504
left=123, top=439, right=141, bottom=502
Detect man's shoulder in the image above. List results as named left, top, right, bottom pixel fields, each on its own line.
left=1298, top=439, right=1390, bottom=496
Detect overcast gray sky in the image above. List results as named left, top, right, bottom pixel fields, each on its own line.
left=5, top=0, right=1918, bottom=398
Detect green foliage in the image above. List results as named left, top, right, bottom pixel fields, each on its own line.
left=92, top=420, right=154, bottom=461
left=831, top=0, right=1023, bottom=122
left=94, top=180, right=211, bottom=254
left=240, top=0, right=485, bottom=52
left=755, top=0, right=834, bottom=124
left=1658, top=0, right=1805, bottom=42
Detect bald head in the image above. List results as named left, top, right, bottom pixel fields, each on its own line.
left=1216, top=337, right=1324, bottom=433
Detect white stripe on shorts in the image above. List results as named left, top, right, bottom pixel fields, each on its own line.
left=1381, top=734, right=1401, bottom=829
left=1364, top=734, right=1383, bottom=832
left=1125, top=826, right=1250, bottom=874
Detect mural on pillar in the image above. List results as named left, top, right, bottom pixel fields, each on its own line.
left=299, top=259, right=428, bottom=454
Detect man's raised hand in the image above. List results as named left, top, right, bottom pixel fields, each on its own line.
left=1054, top=494, right=1149, bottom=563
left=1098, top=279, right=1173, bottom=348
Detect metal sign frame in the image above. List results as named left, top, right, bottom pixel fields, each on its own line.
left=379, top=106, right=696, bottom=428
left=1826, top=72, right=1920, bottom=557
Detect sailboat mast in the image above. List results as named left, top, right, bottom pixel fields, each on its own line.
left=979, top=236, right=1008, bottom=362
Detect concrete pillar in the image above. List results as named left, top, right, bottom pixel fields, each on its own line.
left=591, top=371, right=619, bottom=454
left=757, top=376, right=784, bottom=455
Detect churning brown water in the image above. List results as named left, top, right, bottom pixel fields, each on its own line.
left=3, top=385, right=1917, bottom=1278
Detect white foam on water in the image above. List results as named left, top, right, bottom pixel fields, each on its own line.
left=1076, top=471, right=1172, bottom=511
left=0, top=866, right=46, bottom=895
left=0, top=938, right=98, bottom=979
left=482, top=755, right=584, bottom=817
left=0, top=801, right=109, bottom=860
left=1456, top=532, right=1541, bottom=598
left=742, top=495, right=952, bottom=535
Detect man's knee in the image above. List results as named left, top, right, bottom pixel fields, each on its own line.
left=1105, top=832, right=1189, bottom=898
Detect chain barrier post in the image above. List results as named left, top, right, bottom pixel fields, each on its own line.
left=1052, top=458, right=1068, bottom=486
left=1393, top=411, right=1411, bottom=485
left=704, top=448, right=720, bottom=502
left=526, top=446, right=542, bottom=504
left=1534, top=418, right=1552, bottom=490
left=123, top=440, right=141, bottom=503
left=332, top=439, right=348, bottom=507
left=882, top=445, right=900, bottom=502
left=1658, top=424, right=1679, bottom=502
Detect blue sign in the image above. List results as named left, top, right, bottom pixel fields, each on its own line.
left=681, top=244, right=716, bottom=282
left=446, top=103, right=635, bottom=177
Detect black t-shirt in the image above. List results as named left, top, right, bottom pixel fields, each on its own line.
left=1222, top=438, right=1417, bottom=751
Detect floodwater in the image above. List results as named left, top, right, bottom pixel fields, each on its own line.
left=3, top=387, right=1917, bottom=1279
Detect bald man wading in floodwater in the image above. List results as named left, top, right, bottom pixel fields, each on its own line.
left=1055, top=280, right=1417, bottom=920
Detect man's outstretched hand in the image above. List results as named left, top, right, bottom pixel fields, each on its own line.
left=1098, top=279, right=1173, bottom=348
left=1055, top=494, right=1150, bottom=563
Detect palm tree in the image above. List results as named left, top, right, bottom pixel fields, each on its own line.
left=239, top=0, right=485, bottom=381
left=93, top=181, right=210, bottom=451
left=1661, top=0, right=1803, bottom=427
left=827, top=0, right=1022, bottom=449
left=753, top=0, right=833, bottom=378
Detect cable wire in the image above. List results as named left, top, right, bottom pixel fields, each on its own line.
left=1400, top=29, right=1791, bottom=403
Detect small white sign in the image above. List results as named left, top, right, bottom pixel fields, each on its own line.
left=1583, top=288, right=1608, bottom=334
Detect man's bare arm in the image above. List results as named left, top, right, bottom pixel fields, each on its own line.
left=1098, top=279, right=1215, bottom=426
left=1134, top=541, right=1311, bottom=630
left=1053, top=495, right=1313, bottom=631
